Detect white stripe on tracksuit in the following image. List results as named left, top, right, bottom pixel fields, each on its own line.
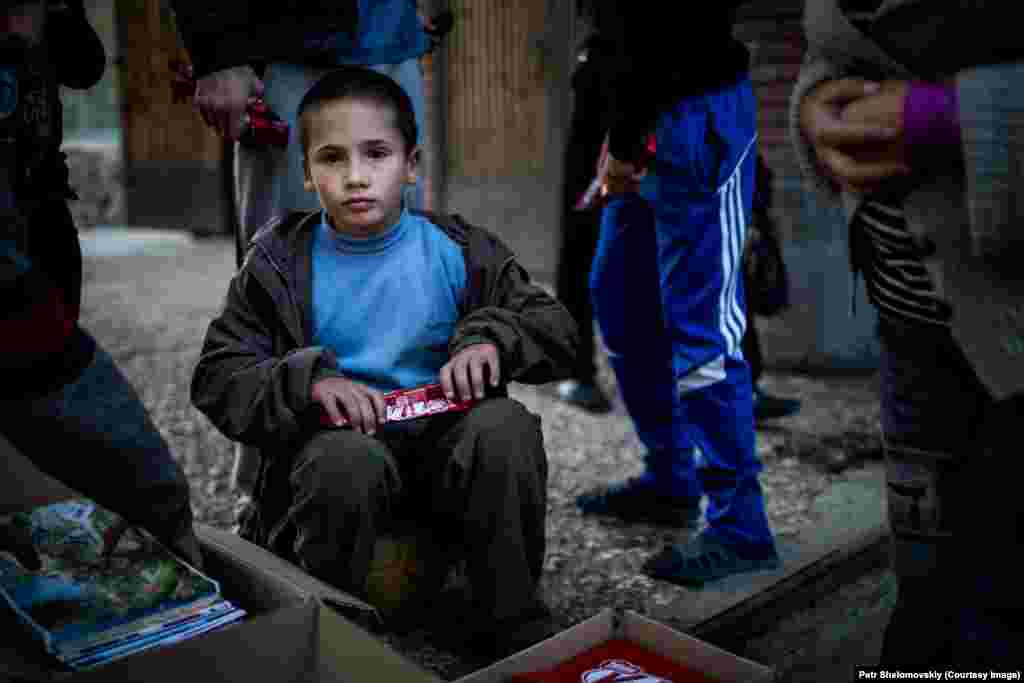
left=717, top=135, right=755, bottom=359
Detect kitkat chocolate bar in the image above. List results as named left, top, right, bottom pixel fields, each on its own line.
left=318, top=383, right=477, bottom=428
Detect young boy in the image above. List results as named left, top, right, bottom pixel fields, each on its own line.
left=191, top=66, right=579, bottom=656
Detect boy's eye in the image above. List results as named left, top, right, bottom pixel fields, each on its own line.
left=367, top=147, right=391, bottom=160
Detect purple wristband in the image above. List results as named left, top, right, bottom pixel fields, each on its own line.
left=904, top=81, right=962, bottom=164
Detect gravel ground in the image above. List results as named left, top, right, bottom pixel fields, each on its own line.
left=77, top=231, right=885, bottom=680
left=71, top=145, right=888, bottom=680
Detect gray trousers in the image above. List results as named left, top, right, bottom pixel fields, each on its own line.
left=258, top=398, right=548, bottom=622
left=232, top=57, right=427, bottom=495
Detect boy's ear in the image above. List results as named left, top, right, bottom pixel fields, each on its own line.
left=405, top=145, right=422, bottom=185
left=302, top=157, right=315, bottom=193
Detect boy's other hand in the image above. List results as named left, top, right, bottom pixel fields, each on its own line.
left=441, top=343, right=500, bottom=403
left=194, top=65, right=265, bottom=142
left=311, top=377, right=387, bottom=435
left=800, top=77, right=909, bottom=194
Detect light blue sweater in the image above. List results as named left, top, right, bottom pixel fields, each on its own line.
left=311, top=210, right=467, bottom=392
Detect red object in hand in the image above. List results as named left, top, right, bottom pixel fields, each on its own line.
left=318, top=383, right=478, bottom=429
left=169, top=59, right=289, bottom=149
left=574, top=133, right=657, bottom=211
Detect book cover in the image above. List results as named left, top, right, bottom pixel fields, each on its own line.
left=0, top=499, right=221, bottom=657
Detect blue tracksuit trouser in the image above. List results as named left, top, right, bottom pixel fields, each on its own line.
left=590, top=76, right=775, bottom=551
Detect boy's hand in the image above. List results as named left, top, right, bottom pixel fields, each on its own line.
left=194, top=65, right=264, bottom=142
left=441, top=343, right=500, bottom=402
left=800, top=78, right=909, bottom=194
left=311, top=377, right=387, bottom=435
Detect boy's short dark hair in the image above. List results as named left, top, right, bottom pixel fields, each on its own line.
left=297, top=66, right=418, bottom=155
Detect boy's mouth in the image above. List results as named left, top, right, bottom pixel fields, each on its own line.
left=344, top=198, right=376, bottom=212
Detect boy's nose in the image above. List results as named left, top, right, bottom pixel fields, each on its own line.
left=345, top=160, right=369, bottom=186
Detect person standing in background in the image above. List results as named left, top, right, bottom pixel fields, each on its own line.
left=552, top=22, right=616, bottom=415
left=577, top=1, right=780, bottom=585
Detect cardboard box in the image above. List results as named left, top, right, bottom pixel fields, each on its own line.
left=1, top=436, right=444, bottom=683
left=455, top=608, right=774, bottom=683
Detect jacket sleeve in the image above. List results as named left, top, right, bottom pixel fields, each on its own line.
left=449, top=259, right=580, bottom=387
left=956, top=60, right=1024, bottom=267
left=190, top=268, right=342, bottom=448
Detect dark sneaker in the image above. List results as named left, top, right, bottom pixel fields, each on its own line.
left=556, top=379, right=613, bottom=414
left=642, top=533, right=779, bottom=586
left=753, top=386, right=802, bottom=423
left=576, top=477, right=701, bottom=527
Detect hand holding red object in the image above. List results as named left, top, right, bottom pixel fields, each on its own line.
left=169, top=59, right=289, bottom=148
left=317, top=382, right=478, bottom=429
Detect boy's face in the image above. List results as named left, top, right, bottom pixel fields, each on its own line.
left=302, top=97, right=418, bottom=239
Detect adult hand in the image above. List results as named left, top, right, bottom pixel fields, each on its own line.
left=194, top=65, right=264, bottom=142
left=311, top=377, right=387, bottom=435
left=597, top=136, right=646, bottom=196
left=440, top=342, right=500, bottom=402
left=800, top=78, right=909, bottom=195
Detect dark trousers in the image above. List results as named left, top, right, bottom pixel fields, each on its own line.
left=876, top=316, right=1024, bottom=668
left=555, top=50, right=614, bottom=383
left=261, top=398, right=548, bottom=622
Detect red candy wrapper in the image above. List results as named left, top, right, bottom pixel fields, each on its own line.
left=318, top=383, right=477, bottom=428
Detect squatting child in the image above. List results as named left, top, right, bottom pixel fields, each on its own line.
left=190, top=66, right=579, bottom=657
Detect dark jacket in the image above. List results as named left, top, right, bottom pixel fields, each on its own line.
left=0, top=0, right=106, bottom=397
left=191, top=210, right=579, bottom=452
left=585, top=2, right=750, bottom=162
left=169, top=1, right=359, bottom=77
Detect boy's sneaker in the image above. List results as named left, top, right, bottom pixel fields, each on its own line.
left=576, top=477, right=701, bottom=527
left=642, top=533, right=779, bottom=586
left=753, top=385, right=802, bottom=423
left=556, top=379, right=613, bottom=414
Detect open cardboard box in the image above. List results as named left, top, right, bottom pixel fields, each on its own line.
left=1, top=435, right=444, bottom=683
left=455, top=608, right=775, bottom=683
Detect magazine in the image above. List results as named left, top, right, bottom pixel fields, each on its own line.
left=0, top=499, right=245, bottom=669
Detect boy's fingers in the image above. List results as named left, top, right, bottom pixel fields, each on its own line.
left=440, top=362, right=455, bottom=399
left=454, top=359, right=473, bottom=403
left=323, top=395, right=344, bottom=427
left=469, top=356, right=486, bottom=400
left=488, top=353, right=500, bottom=386
left=355, top=393, right=376, bottom=435
left=370, top=390, right=387, bottom=424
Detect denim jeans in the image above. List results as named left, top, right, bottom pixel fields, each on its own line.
left=0, top=334, right=194, bottom=549
left=877, top=316, right=1024, bottom=667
